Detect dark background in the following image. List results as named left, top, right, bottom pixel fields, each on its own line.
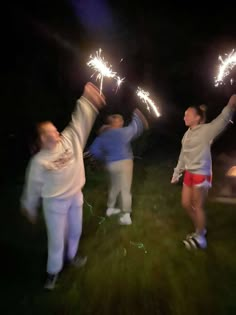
left=1, top=0, right=236, bottom=178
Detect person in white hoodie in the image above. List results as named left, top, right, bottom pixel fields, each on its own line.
left=171, top=94, right=236, bottom=249
left=21, top=82, right=106, bottom=289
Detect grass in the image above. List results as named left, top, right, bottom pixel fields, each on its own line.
left=1, top=153, right=236, bottom=315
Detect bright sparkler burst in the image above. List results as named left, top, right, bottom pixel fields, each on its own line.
left=114, top=76, right=125, bottom=93
left=136, top=87, right=161, bottom=117
left=215, top=49, right=236, bottom=86
left=87, top=48, right=124, bottom=93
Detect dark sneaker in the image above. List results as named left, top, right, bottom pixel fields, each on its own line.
left=44, top=273, right=58, bottom=290
left=70, top=256, right=88, bottom=268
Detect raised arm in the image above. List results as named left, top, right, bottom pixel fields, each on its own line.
left=206, top=94, right=236, bottom=141
left=228, top=94, right=236, bottom=109
left=124, top=108, right=149, bottom=141
left=62, top=82, right=106, bottom=149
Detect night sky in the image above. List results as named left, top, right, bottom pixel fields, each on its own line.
left=1, top=0, right=236, bottom=174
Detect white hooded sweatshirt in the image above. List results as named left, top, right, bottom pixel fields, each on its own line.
left=21, top=96, right=99, bottom=217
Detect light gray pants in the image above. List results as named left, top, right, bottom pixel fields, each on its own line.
left=106, top=159, right=133, bottom=213
left=43, top=192, right=83, bottom=274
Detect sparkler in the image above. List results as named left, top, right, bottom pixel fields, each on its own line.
left=136, top=87, right=161, bottom=117
left=87, top=48, right=124, bottom=93
left=215, top=49, right=236, bottom=86
left=115, top=76, right=125, bottom=93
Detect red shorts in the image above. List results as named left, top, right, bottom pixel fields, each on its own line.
left=183, top=171, right=212, bottom=188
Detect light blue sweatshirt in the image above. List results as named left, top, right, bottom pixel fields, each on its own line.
left=89, top=112, right=145, bottom=164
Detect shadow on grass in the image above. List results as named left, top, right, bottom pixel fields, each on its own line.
left=1, top=155, right=236, bottom=314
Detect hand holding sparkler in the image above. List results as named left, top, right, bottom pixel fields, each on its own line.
left=83, top=82, right=106, bottom=109
left=87, top=49, right=160, bottom=119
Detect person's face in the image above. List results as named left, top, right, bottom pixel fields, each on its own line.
left=111, top=117, right=124, bottom=128
left=184, top=107, right=201, bottom=127
left=40, top=123, right=60, bottom=148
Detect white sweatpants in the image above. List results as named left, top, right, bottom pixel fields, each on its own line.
left=106, top=159, right=133, bottom=213
left=43, top=192, right=83, bottom=274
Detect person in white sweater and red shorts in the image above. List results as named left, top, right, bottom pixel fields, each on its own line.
left=171, top=94, right=236, bottom=250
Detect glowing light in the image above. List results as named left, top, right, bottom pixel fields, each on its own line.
left=215, top=49, right=236, bottom=86
left=136, top=87, right=161, bottom=117
left=87, top=48, right=124, bottom=93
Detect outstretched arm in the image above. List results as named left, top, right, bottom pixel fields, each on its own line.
left=206, top=94, right=236, bottom=141
left=227, top=94, right=236, bottom=110
left=135, top=108, right=149, bottom=130
left=62, top=82, right=106, bottom=149
left=124, top=108, right=149, bottom=141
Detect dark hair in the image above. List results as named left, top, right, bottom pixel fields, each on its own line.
left=29, top=125, right=41, bottom=155
left=190, top=104, right=207, bottom=123
left=30, top=121, right=51, bottom=155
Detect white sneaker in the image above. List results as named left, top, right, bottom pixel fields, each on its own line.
left=186, top=229, right=207, bottom=240
left=183, top=234, right=207, bottom=250
left=106, top=208, right=121, bottom=217
left=119, top=213, right=132, bottom=225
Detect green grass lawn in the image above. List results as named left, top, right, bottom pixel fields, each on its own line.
left=1, top=154, right=236, bottom=315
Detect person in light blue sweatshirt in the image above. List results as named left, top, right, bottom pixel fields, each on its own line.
left=171, top=94, right=236, bottom=249
left=89, top=108, right=149, bottom=225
